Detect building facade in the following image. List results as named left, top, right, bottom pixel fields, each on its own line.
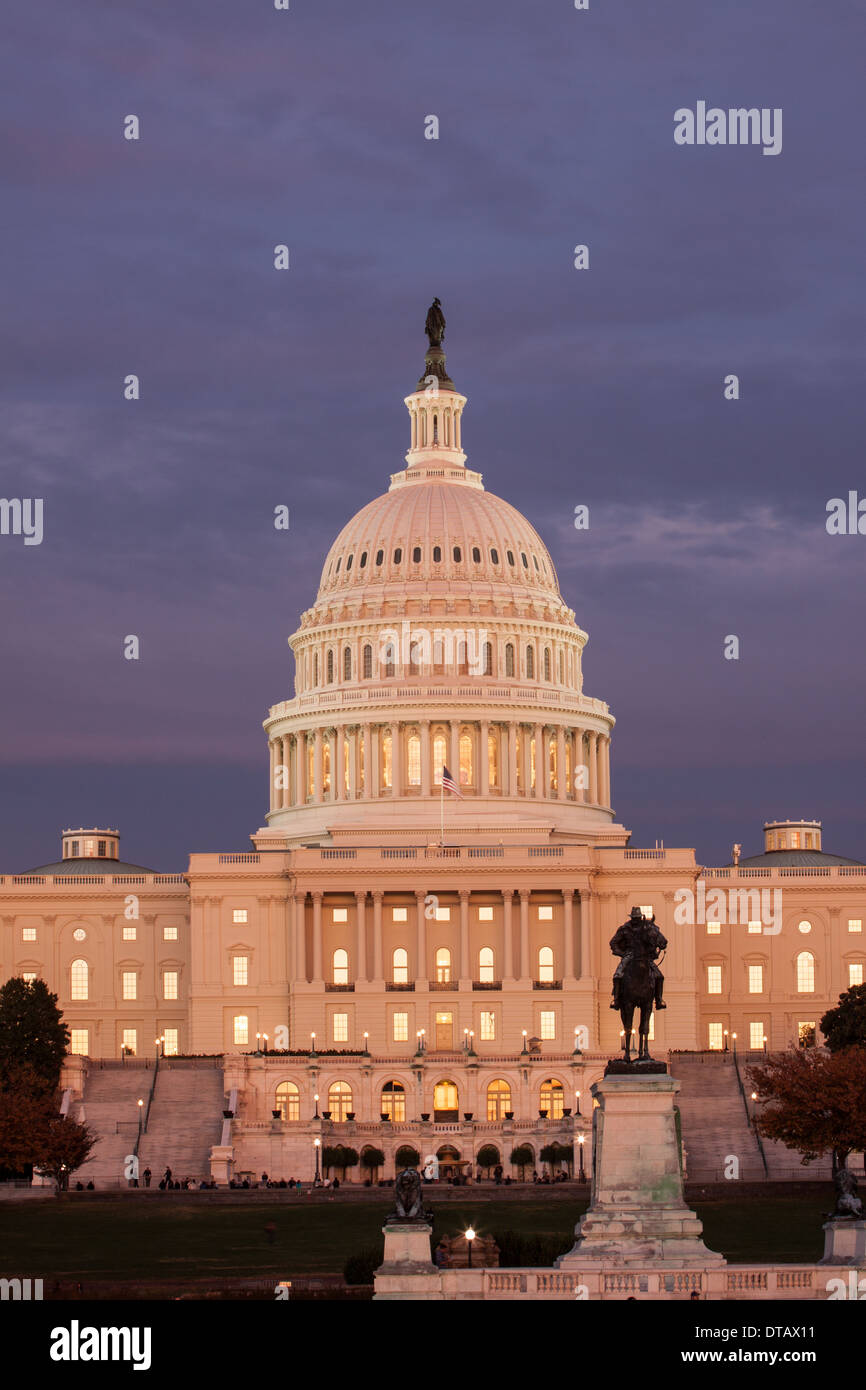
left=2, top=319, right=864, bottom=1180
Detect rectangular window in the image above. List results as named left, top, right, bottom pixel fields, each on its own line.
left=849, top=919, right=862, bottom=934
left=749, top=1022, right=764, bottom=1049
left=849, top=962, right=864, bottom=987
left=706, top=965, right=722, bottom=995
left=332, top=907, right=348, bottom=922
left=708, top=1022, right=723, bottom=1051
left=332, top=1013, right=348, bottom=1043
left=163, top=971, right=178, bottom=1001
left=392, top=907, right=408, bottom=923
left=798, top=1022, right=816, bottom=1048
left=233, top=956, right=249, bottom=986
left=477, top=906, right=494, bottom=922
left=163, top=1028, right=179, bottom=1057
left=122, top=972, right=137, bottom=1001
left=747, top=921, right=762, bottom=934
left=233, top=1015, right=248, bottom=1046
left=540, top=1010, right=556, bottom=1040
left=22, top=927, right=36, bottom=941
left=122, top=1029, right=137, bottom=1055
left=435, top=906, right=451, bottom=921
left=706, top=922, right=721, bottom=935
left=70, top=1029, right=89, bottom=1055
left=22, top=972, right=36, bottom=983
left=748, top=964, right=763, bottom=994
left=98, top=840, right=106, bottom=857
left=639, top=905, right=653, bottom=918
left=393, top=1012, right=409, bottom=1042
left=123, top=925, right=137, bottom=941
left=163, top=926, right=178, bottom=940
left=480, top=1011, right=496, bottom=1041
left=537, top=906, right=553, bottom=921
left=232, top=909, right=248, bottom=924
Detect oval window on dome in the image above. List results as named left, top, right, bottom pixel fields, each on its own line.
left=490, top=547, right=499, bottom=565
left=433, top=545, right=442, bottom=562
left=359, top=551, right=367, bottom=568
left=521, top=552, right=528, bottom=568
left=507, top=550, right=515, bottom=566
left=453, top=546, right=462, bottom=563
left=472, top=546, right=481, bottom=563
left=335, top=557, right=341, bottom=573
left=346, top=554, right=353, bottom=571
left=533, top=554, right=540, bottom=571
left=412, top=546, right=421, bottom=563
left=393, top=548, right=402, bottom=563
left=375, top=549, right=384, bottom=566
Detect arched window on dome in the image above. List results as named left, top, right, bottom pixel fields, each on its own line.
left=359, top=550, right=367, bottom=568
left=407, top=731, right=421, bottom=786
left=544, top=648, right=551, bottom=682
left=488, top=729, right=499, bottom=789
left=507, top=550, right=515, bottom=566
left=432, top=635, right=444, bottom=675
left=346, top=554, right=353, bottom=572
left=483, top=641, right=493, bottom=676
left=548, top=732, right=557, bottom=793
left=533, top=554, right=540, bottom=571
left=392, top=947, right=408, bottom=984
left=332, top=948, right=349, bottom=985
left=409, top=641, right=422, bottom=676
left=505, top=643, right=515, bottom=677
left=487, top=1079, right=511, bottom=1121
left=363, top=644, right=372, bottom=679
left=433, top=731, right=447, bottom=785
left=343, top=646, right=351, bottom=681
left=375, top=549, right=384, bottom=566
left=433, top=545, right=442, bottom=563
left=393, top=547, right=402, bottom=564
left=479, top=946, right=495, bottom=983
left=313, top=652, right=319, bottom=686
left=335, top=557, right=341, bottom=573
left=381, top=730, right=392, bottom=790
left=521, top=552, right=528, bottom=568
left=326, top=649, right=334, bottom=684
left=526, top=645, right=534, bottom=679
left=459, top=727, right=473, bottom=787
left=275, top=1081, right=299, bottom=1122
left=538, top=946, right=555, bottom=983
left=472, top=546, right=481, bottom=563
left=432, top=413, right=438, bottom=444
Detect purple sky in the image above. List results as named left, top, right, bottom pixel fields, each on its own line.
left=2, top=0, right=865, bottom=871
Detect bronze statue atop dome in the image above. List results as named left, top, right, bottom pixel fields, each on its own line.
left=425, top=297, right=445, bottom=348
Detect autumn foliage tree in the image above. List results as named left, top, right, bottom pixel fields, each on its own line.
left=748, top=1046, right=866, bottom=1170
left=820, top=983, right=866, bottom=1052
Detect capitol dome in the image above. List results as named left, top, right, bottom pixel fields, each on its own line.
left=258, top=305, right=621, bottom=848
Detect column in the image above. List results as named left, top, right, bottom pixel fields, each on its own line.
left=479, top=719, right=490, bottom=794
left=508, top=723, right=517, bottom=797
left=420, top=719, right=432, bottom=797
left=313, top=728, right=323, bottom=803
left=519, top=889, right=531, bottom=979
left=562, top=888, right=574, bottom=980
left=328, top=729, right=338, bottom=800
left=390, top=721, right=401, bottom=796
left=415, top=889, right=427, bottom=984
left=312, top=891, right=323, bottom=983
left=449, top=720, right=460, bottom=783
left=283, top=734, right=293, bottom=808
left=521, top=724, right=531, bottom=795
left=294, top=894, right=307, bottom=982
left=601, top=735, right=610, bottom=807
left=556, top=726, right=566, bottom=801
left=580, top=893, right=592, bottom=979
left=372, top=890, right=384, bottom=980
left=368, top=725, right=379, bottom=798
left=534, top=723, right=544, bottom=798
left=268, top=740, right=276, bottom=811
left=588, top=732, right=598, bottom=805
left=502, top=889, right=514, bottom=980
left=459, top=889, right=470, bottom=979
left=347, top=726, right=357, bottom=800
left=355, top=891, right=367, bottom=983
left=296, top=734, right=307, bottom=805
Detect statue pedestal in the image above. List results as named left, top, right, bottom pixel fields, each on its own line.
left=819, top=1220, right=866, bottom=1265
left=373, top=1222, right=443, bottom=1301
left=557, top=1072, right=724, bottom=1269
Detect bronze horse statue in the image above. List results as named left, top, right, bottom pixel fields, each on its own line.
left=610, top=908, right=667, bottom=1063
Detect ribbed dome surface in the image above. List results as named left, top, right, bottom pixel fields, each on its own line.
left=316, top=476, right=560, bottom=605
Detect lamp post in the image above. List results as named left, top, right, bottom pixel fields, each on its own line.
left=255, top=1032, right=262, bottom=1055
left=762, top=1034, right=768, bottom=1057
left=137, top=1098, right=144, bottom=1142
left=314, top=1092, right=320, bottom=1120
left=154, top=1036, right=164, bottom=1059
left=521, top=1030, right=528, bottom=1055
left=578, top=1133, right=586, bottom=1183
left=575, top=1090, right=582, bottom=1116
left=262, top=1032, right=269, bottom=1055
left=313, top=1137, right=321, bottom=1186
left=310, top=1032, right=317, bottom=1057
left=468, top=1029, right=475, bottom=1057
left=363, top=1032, right=369, bottom=1055
left=573, top=1027, right=582, bottom=1055
left=723, top=1029, right=729, bottom=1053
left=465, top=1226, right=476, bottom=1268
left=732, top=1032, right=737, bottom=1056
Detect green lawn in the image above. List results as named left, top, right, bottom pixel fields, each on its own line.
left=0, top=1189, right=829, bottom=1284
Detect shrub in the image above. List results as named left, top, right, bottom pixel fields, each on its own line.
left=395, top=1145, right=420, bottom=1168
left=492, top=1231, right=574, bottom=1268
left=509, top=1144, right=534, bottom=1178
left=343, top=1245, right=383, bottom=1285
left=476, top=1144, right=500, bottom=1170
left=361, top=1147, right=385, bottom=1172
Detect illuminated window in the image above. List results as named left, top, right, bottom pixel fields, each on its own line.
left=639, top=906, right=653, bottom=918
left=322, top=738, right=331, bottom=794
left=748, top=964, right=763, bottom=994
left=540, top=1010, right=556, bottom=1040
left=796, top=951, right=815, bottom=993
left=407, top=732, right=421, bottom=785
left=392, top=906, right=407, bottom=923
left=706, top=965, right=722, bottom=995
left=708, top=1022, right=723, bottom=1051
left=480, top=1011, right=495, bottom=1040
left=392, top=1012, right=408, bottom=1042
left=487, top=1079, right=511, bottom=1120
left=163, top=926, right=178, bottom=940
left=848, top=919, right=862, bottom=934
left=434, top=1080, right=458, bottom=1116
left=706, top=922, right=721, bottom=935
left=791, top=832, right=800, bottom=848
left=798, top=1022, right=816, bottom=1048
left=233, top=1015, right=249, bottom=1045
left=478, top=906, right=493, bottom=922
left=459, top=730, right=473, bottom=786
left=122, top=971, right=137, bottom=1001
left=73, top=928, right=86, bottom=942
left=70, top=1029, right=89, bottom=1055
left=122, top=1029, right=137, bottom=1055
left=22, top=927, right=36, bottom=941
left=392, top=947, right=408, bottom=984
left=478, top=947, right=495, bottom=982
left=538, top=946, right=555, bottom=982
left=747, top=921, right=762, bottom=934
left=332, top=907, right=348, bottom=923
left=381, top=731, right=392, bottom=788
left=505, top=643, right=515, bottom=677
left=435, top=905, right=451, bottom=922
left=488, top=730, right=499, bottom=787
left=381, top=1080, right=405, bottom=1121
left=123, top=925, right=137, bottom=941
left=328, top=1081, right=353, bottom=1120
left=332, top=1013, right=348, bottom=1043
left=436, top=948, right=452, bottom=983
left=433, top=732, right=447, bottom=784
left=22, top=973, right=36, bottom=983
left=548, top=733, right=557, bottom=791
left=164, top=971, right=178, bottom=1000
left=798, top=920, right=812, bottom=935
left=233, top=910, right=248, bottom=924
left=540, top=1079, right=564, bottom=1120
left=749, top=1022, right=764, bottom=1049
left=233, top=956, right=249, bottom=987
left=275, top=1081, right=299, bottom=1122
left=70, top=959, right=88, bottom=1000
left=333, top=948, right=348, bottom=985
left=537, top=906, right=553, bottom=921
left=849, top=962, right=864, bottom=987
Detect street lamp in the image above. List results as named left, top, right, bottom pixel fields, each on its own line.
left=573, top=1027, right=582, bottom=1055
left=154, top=1036, right=164, bottom=1058
left=255, top=1032, right=262, bottom=1055
left=521, top=1030, right=528, bottom=1055
left=314, top=1092, right=320, bottom=1119
left=575, top=1090, right=582, bottom=1116
left=762, top=1035, right=768, bottom=1057
left=137, top=1098, right=144, bottom=1141
left=578, top=1133, right=586, bottom=1183
left=262, top=1032, right=269, bottom=1055
left=732, top=1032, right=737, bottom=1055
left=465, top=1226, right=476, bottom=1268
left=313, top=1137, right=321, bottom=1186
left=468, top=1029, right=475, bottom=1056
left=363, top=1031, right=369, bottom=1055
left=310, top=1031, right=317, bottom=1057
left=723, top=1030, right=729, bottom=1052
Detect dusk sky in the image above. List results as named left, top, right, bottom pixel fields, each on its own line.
left=2, top=1, right=864, bottom=871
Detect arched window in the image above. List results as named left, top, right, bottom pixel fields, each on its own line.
left=383, top=639, right=396, bottom=679
left=409, top=641, right=422, bottom=676
left=381, top=1080, right=406, bottom=1122
left=407, top=731, right=421, bottom=786
left=381, top=730, right=392, bottom=788
left=433, top=1080, right=458, bottom=1118
left=359, top=550, right=367, bottom=568
left=526, top=645, right=534, bottom=679
left=333, top=948, right=348, bottom=985
left=507, top=550, right=515, bottom=566
left=487, top=1079, right=511, bottom=1121
left=459, top=729, right=473, bottom=786
left=313, top=652, right=319, bottom=686
left=490, top=547, right=499, bottom=565
left=479, top=947, right=495, bottom=983
left=328, top=1081, right=353, bottom=1121
left=392, top=947, right=408, bottom=984
left=335, top=557, right=341, bottom=573
left=70, top=958, right=89, bottom=1001
left=505, top=643, right=515, bottom=677
left=453, top=546, right=461, bottom=563
left=521, top=552, right=528, bottom=568
left=540, top=1079, right=564, bottom=1120
left=375, top=549, right=384, bottom=566
left=488, top=729, right=499, bottom=788
left=457, top=639, right=468, bottom=675
left=275, top=1081, right=300, bottom=1122
left=483, top=641, right=493, bottom=676
left=343, top=646, right=351, bottom=681
left=346, top=554, right=353, bottom=572
left=433, top=731, right=447, bottom=785
left=326, top=649, right=334, bottom=683
left=436, top=947, right=451, bottom=983
left=538, top=946, right=555, bottom=982
left=363, top=644, right=372, bottom=679
left=543, top=648, right=551, bottom=681
left=433, top=545, right=442, bottom=563
left=796, top=951, right=815, bottom=993
left=393, top=548, right=402, bottom=564
left=412, top=546, right=421, bottom=563
left=472, top=546, right=481, bottom=563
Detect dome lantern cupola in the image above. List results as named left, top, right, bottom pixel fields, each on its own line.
left=402, top=298, right=468, bottom=475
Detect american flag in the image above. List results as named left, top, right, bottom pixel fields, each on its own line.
left=441, top=766, right=463, bottom=798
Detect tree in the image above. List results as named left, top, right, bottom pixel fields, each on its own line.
left=510, top=1144, right=534, bottom=1180
left=361, top=1147, right=385, bottom=1180
left=539, top=1143, right=560, bottom=1170
left=821, top=984, right=866, bottom=1052
left=395, top=1145, right=420, bottom=1169
left=323, top=1144, right=359, bottom=1179
left=0, top=1065, right=54, bottom=1177
left=0, top=978, right=69, bottom=1096
left=33, top=1114, right=95, bottom=1194
left=748, top=1046, right=866, bottom=1170
left=476, top=1143, right=500, bottom=1174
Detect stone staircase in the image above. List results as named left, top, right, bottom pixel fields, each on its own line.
left=137, top=1062, right=225, bottom=1183
left=78, top=1062, right=155, bottom=1186
left=672, top=1054, right=766, bottom=1181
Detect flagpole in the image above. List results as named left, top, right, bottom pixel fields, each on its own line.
left=440, top=774, right=444, bottom=845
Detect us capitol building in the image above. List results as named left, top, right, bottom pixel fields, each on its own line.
left=2, top=306, right=864, bottom=1181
